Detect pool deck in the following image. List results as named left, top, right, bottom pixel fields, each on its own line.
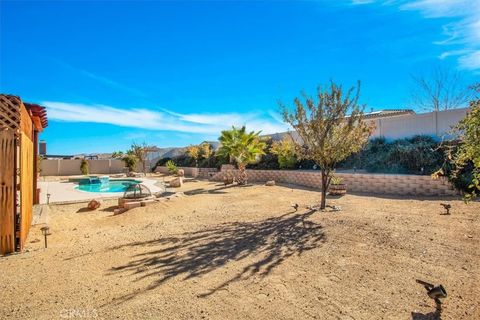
left=38, top=177, right=164, bottom=204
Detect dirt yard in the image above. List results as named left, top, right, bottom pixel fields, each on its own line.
left=1, top=178, right=479, bottom=320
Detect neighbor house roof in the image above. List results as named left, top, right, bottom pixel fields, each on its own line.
left=361, top=109, right=415, bottom=119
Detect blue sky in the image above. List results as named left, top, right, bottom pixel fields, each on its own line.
left=1, top=0, right=479, bottom=154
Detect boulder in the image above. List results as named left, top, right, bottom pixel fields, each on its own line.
left=87, top=199, right=101, bottom=210
left=265, top=180, right=275, bottom=186
left=169, top=177, right=183, bottom=188
left=177, top=169, right=185, bottom=177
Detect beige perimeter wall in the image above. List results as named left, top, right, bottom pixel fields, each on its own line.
left=40, top=159, right=147, bottom=176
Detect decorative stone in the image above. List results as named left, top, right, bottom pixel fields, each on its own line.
left=113, top=208, right=128, bottom=215
left=177, top=169, right=185, bottom=177
left=169, top=177, right=183, bottom=188
left=124, top=201, right=142, bottom=210
left=87, top=199, right=101, bottom=210
left=265, top=180, right=275, bottom=186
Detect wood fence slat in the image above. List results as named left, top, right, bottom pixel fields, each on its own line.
left=0, top=129, right=16, bottom=254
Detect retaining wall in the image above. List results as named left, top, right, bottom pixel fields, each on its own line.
left=157, top=165, right=456, bottom=196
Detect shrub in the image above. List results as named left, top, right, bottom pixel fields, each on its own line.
left=338, top=135, right=444, bottom=175
left=165, top=160, right=178, bottom=174
left=330, top=176, right=343, bottom=185
left=270, top=136, right=297, bottom=169
left=122, top=154, right=137, bottom=172
left=80, top=159, right=89, bottom=175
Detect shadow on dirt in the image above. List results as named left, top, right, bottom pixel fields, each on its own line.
left=107, top=209, right=325, bottom=304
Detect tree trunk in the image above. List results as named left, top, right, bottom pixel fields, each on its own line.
left=320, top=170, right=328, bottom=210
left=237, top=163, right=247, bottom=185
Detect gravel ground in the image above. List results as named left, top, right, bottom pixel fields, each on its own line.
left=1, top=178, right=479, bottom=320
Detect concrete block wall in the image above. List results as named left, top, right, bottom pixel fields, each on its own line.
left=155, top=166, right=456, bottom=196
left=211, top=169, right=456, bottom=197
left=197, top=168, right=219, bottom=179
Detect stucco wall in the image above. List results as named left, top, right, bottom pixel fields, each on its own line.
left=40, top=159, right=144, bottom=176
left=368, top=108, right=468, bottom=140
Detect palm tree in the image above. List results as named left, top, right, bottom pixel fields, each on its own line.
left=217, top=126, right=266, bottom=185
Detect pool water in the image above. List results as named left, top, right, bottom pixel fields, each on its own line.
left=76, top=179, right=141, bottom=193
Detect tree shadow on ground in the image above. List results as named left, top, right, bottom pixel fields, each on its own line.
left=106, top=209, right=325, bottom=303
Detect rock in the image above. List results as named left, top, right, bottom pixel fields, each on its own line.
left=124, top=202, right=141, bottom=210
left=170, top=177, right=183, bottom=188
left=113, top=208, right=128, bottom=215
left=265, top=180, right=275, bottom=186
left=177, top=169, right=185, bottom=177
left=87, top=199, right=101, bottom=210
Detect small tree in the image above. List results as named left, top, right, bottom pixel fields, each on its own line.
left=123, top=152, right=138, bottom=172
left=270, top=136, right=297, bottom=169
left=80, top=159, right=89, bottom=175
left=131, top=142, right=148, bottom=174
left=411, top=66, right=471, bottom=111
left=200, top=142, right=214, bottom=167
left=187, top=144, right=201, bottom=167
left=217, top=126, right=266, bottom=185
left=281, top=81, right=372, bottom=209
left=435, top=83, right=480, bottom=200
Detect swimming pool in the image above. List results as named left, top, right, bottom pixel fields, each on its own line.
left=76, top=178, right=141, bottom=193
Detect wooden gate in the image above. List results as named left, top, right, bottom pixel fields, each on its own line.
left=0, top=95, right=47, bottom=255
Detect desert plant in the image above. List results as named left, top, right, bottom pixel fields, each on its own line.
left=217, top=126, right=267, bottom=185
left=80, top=159, right=89, bottom=175
left=165, top=160, right=179, bottom=175
left=187, top=144, right=201, bottom=167
left=330, top=176, right=343, bottom=185
left=122, top=153, right=137, bottom=172
left=434, top=83, right=480, bottom=200
left=281, top=81, right=372, bottom=209
left=131, top=142, right=148, bottom=174
left=271, top=136, right=297, bottom=169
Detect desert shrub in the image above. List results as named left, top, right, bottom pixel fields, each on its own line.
left=80, top=159, right=89, bottom=175
left=269, top=137, right=296, bottom=169
left=247, top=153, right=280, bottom=170
left=338, top=135, right=444, bottom=175
left=165, top=160, right=178, bottom=174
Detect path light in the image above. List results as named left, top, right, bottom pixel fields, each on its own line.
left=428, top=285, right=447, bottom=302
left=46, top=193, right=51, bottom=204
left=416, top=279, right=447, bottom=305
left=40, top=225, right=51, bottom=248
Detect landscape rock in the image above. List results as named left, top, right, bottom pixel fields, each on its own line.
left=177, top=169, right=185, bottom=177
left=87, top=199, right=101, bottom=210
left=265, top=180, right=275, bottom=186
left=170, top=177, right=183, bottom=188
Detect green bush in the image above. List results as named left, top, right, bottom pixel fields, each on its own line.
left=338, top=135, right=444, bottom=175
left=165, top=160, right=178, bottom=174
left=80, top=159, right=89, bottom=175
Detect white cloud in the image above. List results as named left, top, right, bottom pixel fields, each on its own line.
left=351, top=0, right=480, bottom=70
left=43, top=101, right=289, bottom=136
left=52, top=59, right=147, bottom=97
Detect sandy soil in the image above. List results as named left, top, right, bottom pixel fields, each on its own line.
left=1, top=178, right=479, bottom=320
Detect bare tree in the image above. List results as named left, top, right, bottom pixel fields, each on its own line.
left=411, top=66, right=471, bottom=112
left=281, top=81, right=373, bottom=210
